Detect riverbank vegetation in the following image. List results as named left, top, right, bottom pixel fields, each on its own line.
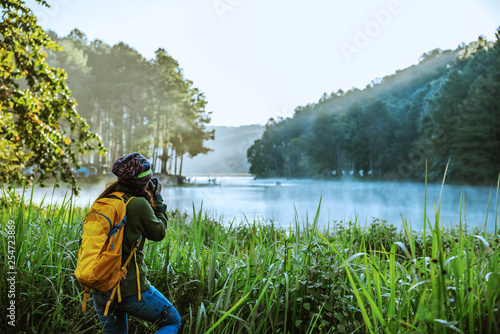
left=248, top=28, right=500, bottom=185
left=1, top=181, right=499, bottom=334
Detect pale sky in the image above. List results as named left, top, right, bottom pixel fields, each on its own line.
left=26, top=0, right=500, bottom=126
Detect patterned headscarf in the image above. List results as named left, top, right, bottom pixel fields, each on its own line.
left=112, top=152, right=152, bottom=186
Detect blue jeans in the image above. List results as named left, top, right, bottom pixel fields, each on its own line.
left=93, top=286, right=181, bottom=334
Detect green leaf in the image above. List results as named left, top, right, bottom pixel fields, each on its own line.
left=415, top=305, right=433, bottom=323
left=487, top=272, right=500, bottom=298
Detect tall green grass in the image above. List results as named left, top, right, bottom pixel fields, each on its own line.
left=0, top=180, right=499, bottom=333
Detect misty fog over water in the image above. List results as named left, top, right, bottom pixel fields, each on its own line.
left=24, top=176, right=497, bottom=232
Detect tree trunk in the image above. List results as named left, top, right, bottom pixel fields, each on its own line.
left=167, top=149, right=174, bottom=175
left=179, top=154, right=184, bottom=176
left=161, top=140, right=168, bottom=175
left=369, top=143, right=374, bottom=176
left=105, top=110, right=111, bottom=166
left=118, top=106, right=124, bottom=157
left=336, top=144, right=339, bottom=175
left=93, top=105, right=101, bottom=169
left=492, top=104, right=498, bottom=155
left=174, top=152, right=178, bottom=176
left=152, top=101, right=160, bottom=167
left=124, top=106, right=130, bottom=154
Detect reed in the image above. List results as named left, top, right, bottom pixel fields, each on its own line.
left=0, top=178, right=499, bottom=333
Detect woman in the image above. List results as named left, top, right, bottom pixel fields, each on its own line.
left=92, top=153, right=181, bottom=334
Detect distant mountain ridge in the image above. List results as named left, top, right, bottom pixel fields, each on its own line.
left=182, top=125, right=264, bottom=175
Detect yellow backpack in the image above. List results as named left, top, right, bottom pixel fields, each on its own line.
left=75, top=191, right=143, bottom=315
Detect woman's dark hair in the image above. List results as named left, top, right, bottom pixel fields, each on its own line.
left=96, top=181, right=156, bottom=210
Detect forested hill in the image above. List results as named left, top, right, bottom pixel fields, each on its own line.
left=248, top=30, right=500, bottom=185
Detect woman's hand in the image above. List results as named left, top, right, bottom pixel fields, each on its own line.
left=148, top=177, right=162, bottom=196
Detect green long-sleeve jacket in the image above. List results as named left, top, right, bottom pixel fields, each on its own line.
left=92, top=183, right=168, bottom=298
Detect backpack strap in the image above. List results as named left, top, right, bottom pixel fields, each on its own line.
left=103, top=235, right=143, bottom=316
left=82, top=286, right=90, bottom=312
left=134, top=242, right=142, bottom=302
left=109, top=191, right=135, bottom=205
left=124, top=235, right=143, bottom=301
left=106, top=193, right=136, bottom=250
left=123, top=194, right=135, bottom=206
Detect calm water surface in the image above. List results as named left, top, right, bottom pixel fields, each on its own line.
left=26, top=176, right=498, bottom=231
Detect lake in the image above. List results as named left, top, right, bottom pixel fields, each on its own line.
left=24, top=176, right=499, bottom=232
